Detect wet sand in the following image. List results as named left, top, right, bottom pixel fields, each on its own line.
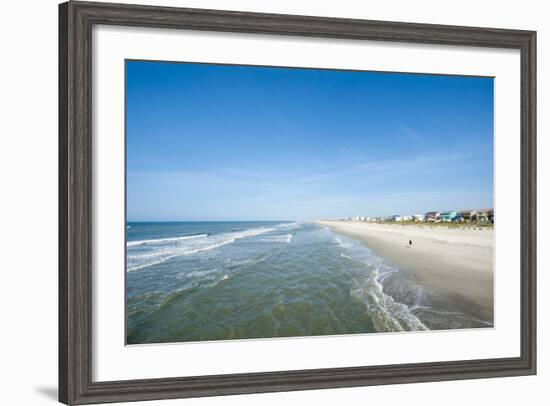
left=318, top=221, right=494, bottom=323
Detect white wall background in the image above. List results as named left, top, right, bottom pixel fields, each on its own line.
left=0, top=0, right=546, bottom=405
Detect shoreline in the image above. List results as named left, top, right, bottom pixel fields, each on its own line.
left=318, top=221, right=494, bottom=324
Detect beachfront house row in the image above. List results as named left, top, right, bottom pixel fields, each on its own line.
left=424, top=211, right=440, bottom=222
left=439, top=210, right=458, bottom=222
left=475, top=208, right=495, bottom=223
left=413, top=214, right=425, bottom=222
left=457, top=209, right=476, bottom=222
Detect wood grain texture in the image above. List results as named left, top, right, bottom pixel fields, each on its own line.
left=58, top=3, right=69, bottom=404
left=58, top=1, right=537, bottom=404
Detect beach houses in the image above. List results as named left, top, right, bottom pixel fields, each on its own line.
left=487, top=209, right=494, bottom=223
left=475, top=208, right=494, bottom=223
left=337, top=207, right=494, bottom=225
left=457, top=209, right=476, bottom=222
left=424, top=211, right=440, bottom=222
left=439, top=210, right=458, bottom=222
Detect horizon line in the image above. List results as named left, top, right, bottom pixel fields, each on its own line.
left=127, top=219, right=298, bottom=223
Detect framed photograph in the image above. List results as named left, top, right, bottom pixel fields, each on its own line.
left=59, top=1, right=536, bottom=404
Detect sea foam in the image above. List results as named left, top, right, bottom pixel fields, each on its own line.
left=127, top=234, right=208, bottom=247
left=256, top=234, right=293, bottom=243
left=331, top=232, right=428, bottom=332
left=127, top=227, right=274, bottom=271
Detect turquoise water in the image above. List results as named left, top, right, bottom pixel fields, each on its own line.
left=126, top=221, right=485, bottom=344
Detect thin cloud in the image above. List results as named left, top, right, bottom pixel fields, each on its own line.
left=296, top=153, right=465, bottom=185
left=399, top=125, right=422, bottom=142
left=129, top=153, right=466, bottom=191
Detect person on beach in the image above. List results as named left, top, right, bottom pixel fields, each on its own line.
left=409, top=239, right=412, bottom=246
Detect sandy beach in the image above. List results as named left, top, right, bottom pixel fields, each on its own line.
left=318, top=221, right=494, bottom=324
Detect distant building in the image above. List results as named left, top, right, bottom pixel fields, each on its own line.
left=476, top=208, right=494, bottom=223
left=424, top=211, right=440, bottom=222
left=457, top=209, right=476, bottom=222
left=413, top=214, right=425, bottom=222
left=439, top=210, right=458, bottom=222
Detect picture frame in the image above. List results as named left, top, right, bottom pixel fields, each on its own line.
left=59, top=1, right=536, bottom=404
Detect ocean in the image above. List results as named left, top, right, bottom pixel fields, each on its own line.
left=126, top=221, right=486, bottom=344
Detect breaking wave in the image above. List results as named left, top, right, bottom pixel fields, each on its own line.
left=127, top=227, right=274, bottom=271
left=334, top=233, right=428, bottom=332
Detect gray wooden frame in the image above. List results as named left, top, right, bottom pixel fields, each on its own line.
left=59, top=1, right=537, bottom=404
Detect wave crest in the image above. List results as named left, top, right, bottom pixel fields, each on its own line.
left=127, top=227, right=274, bottom=271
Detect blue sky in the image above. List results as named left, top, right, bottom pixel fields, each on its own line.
left=126, top=61, right=494, bottom=221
